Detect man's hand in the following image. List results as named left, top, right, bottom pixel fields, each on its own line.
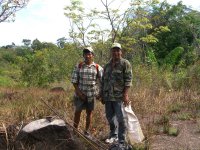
left=96, top=94, right=101, bottom=100
left=75, top=89, right=87, bottom=101
left=123, top=86, right=130, bottom=106
left=77, top=91, right=87, bottom=101
left=101, top=99, right=105, bottom=104
left=96, top=95, right=105, bottom=104
left=123, top=94, right=130, bottom=107
left=73, top=83, right=87, bottom=101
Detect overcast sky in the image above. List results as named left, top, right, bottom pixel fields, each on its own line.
left=0, top=0, right=199, bottom=46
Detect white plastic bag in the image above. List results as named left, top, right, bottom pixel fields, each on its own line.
left=122, top=104, right=144, bottom=144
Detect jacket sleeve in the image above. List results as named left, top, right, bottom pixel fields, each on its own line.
left=124, top=60, right=132, bottom=87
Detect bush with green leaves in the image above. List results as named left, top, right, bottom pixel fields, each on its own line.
left=186, top=60, right=200, bottom=90
left=21, top=44, right=80, bottom=87
left=162, top=47, right=184, bottom=70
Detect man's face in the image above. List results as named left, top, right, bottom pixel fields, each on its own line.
left=83, top=51, right=94, bottom=63
left=111, top=47, right=122, bottom=60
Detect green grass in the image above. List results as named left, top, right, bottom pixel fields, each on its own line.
left=168, top=127, right=179, bottom=136
left=0, top=86, right=200, bottom=149
left=0, top=76, right=14, bottom=87
left=132, top=143, right=147, bottom=150
left=177, top=112, right=191, bottom=120
left=168, top=103, right=182, bottom=113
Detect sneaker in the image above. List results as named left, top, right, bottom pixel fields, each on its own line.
left=119, top=142, right=125, bottom=149
left=105, top=137, right=118, bottom=144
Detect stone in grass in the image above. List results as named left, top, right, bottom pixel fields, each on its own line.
left=16, top=117, right=82, bottom=150
left=168, top=127, right=179, bottom=136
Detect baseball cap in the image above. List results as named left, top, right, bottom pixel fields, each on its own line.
left=83, top=46, right=94, bottom=53
left=111, top=43, right=122, bottom=49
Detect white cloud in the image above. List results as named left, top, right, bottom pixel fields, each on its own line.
left=0, top=0, right=70, bottom=46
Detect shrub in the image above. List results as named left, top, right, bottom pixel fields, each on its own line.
left=0, top=76, right=14, bottom=87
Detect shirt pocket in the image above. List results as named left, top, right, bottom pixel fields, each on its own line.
left=113, top=70, right=123, bottom=80
left=103, top=70, right=110, bottom=91
left=113, top=82, right=124, bottom=92
left=112, top=70, right=124, bottom=92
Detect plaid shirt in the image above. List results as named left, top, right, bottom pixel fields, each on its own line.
left=71, top=62, right=103, bottom=101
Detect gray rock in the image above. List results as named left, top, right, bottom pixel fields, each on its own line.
left=16, top=117, right=81, bottom=150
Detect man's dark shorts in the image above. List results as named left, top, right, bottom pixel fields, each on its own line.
left=73, top=96, right=95, bottom=112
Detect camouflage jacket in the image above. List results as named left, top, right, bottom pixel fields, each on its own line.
left=102, top=58, right=132, bottom=101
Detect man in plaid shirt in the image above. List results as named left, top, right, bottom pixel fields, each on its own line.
left=71, top=46, right=103, bottom=136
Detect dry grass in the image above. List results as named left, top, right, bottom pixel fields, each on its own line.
left=0, top=86, right=200, bottom=149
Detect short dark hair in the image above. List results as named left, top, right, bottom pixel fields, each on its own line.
left=83, top=49, right=94, bottom=56
left=83, top=49, right=91, bottom=53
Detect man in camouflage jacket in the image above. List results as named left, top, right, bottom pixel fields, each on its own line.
left=102, top=43, right=132, bottom=145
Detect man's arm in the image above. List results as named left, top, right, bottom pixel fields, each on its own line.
left=123, top=86, right=130, bottom=106
left=123, top=60, right=133, bottom=106
left=73, top=83, right=87, bottom=101
left=71, top=65, right=86, bottom=101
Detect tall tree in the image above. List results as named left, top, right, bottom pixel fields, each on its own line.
left=31, top=39, right=43, bottom=51
left=57, top=37, right=67, bottom=49
left=64, top=0, right=171, bottom=63
left=22, top=39, right=31, bottom=47
left=64, top=0, right=99, bottom=47
left=0, top=0, right=29, bottom=23
left=149, top=1, right=200, bottom=66
left=98, top=0, right=130, bottom=43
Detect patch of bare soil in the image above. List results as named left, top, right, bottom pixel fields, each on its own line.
left=1, top=119, right=200, bottom=150
left=150, top=120, right=200, bottom=150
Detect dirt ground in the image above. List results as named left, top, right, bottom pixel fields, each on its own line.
left=149, top=120, right=200, bottom=150
left=0, top=120, right=200, bottom=150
